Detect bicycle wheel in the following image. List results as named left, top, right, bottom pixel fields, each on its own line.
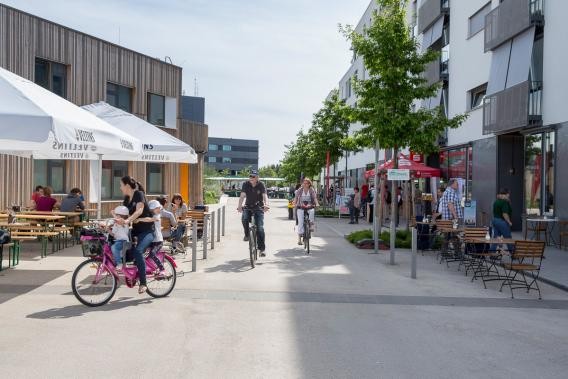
left=72, top=258, right=117, bottom=307
left=252, top=228, right=258, bottom=260
left=304, top=222, right=310, bottom=254
left=146, top=257, right=177, bottom=298
left=248, top=231, right=255, bottom=268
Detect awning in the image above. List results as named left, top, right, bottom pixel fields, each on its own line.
left=422, top=17, right=444, bottom=51
left=0, top=67, right=141, bottom=159
left=82, top=102, right=197, bottom=163
left=486, top=41, right=511, bottom=96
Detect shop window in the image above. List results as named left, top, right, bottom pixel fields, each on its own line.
left=147, top=93, right=165, bottom=126
left=34, top=58, right=67, bottom=99
left=107, top=82, right=132, bottom=112
left=33, top=160, right=66, bottom=194
left=146, top=163, right=164, bottom=194
left=101, top=161, right=128, bottom=200
left=525, top=131, right=555, bottom=215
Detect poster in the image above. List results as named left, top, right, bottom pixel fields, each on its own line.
left=464, top=200, right=477, bottom=226
left=339, top=195, right=351, bottom=215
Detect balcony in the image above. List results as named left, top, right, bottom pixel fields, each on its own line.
left=417, top=0, right=449, bottom=35
left=484, top=0, right=544, bottom=52
left=482, top=81, right=542, bottom=135
left=424, top=56, right=449, bottom=85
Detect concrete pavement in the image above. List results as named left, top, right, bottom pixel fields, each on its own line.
left=1, top=198, right=568, bottom=378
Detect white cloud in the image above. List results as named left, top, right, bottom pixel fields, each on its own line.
left=2, top=0, right=371, bottom=165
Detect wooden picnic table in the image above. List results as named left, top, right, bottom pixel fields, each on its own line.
left=15, top=214, right=65, bottom=222
left=465, top=237, right=519, bottom=244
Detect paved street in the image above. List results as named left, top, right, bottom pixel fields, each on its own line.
left=1, top=198, right=568, bottom=379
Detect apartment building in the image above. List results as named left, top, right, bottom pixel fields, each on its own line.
left=333, top=0, right=566, bottom=230
left=206, top=138, right=259, bottom=175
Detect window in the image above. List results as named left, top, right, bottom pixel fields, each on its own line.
left=439, top=146, right=473, bottom=200
left=146, top=163, right=164, bottom=194
left=34, top=58, right=67, bottom=98
left=222, top=157, right=232, bottom=163
left=222, top=145, right=232, bottom=151
left=469, top=83, right=487, bottom=110
left=524, top=131, right=555, bottom=215
left=346, top=78, right=352, bottom=98
left=147, top=93, right=165, bottom=126
left=208, top=156, right=217, bottom=163
left=208, top=144, right=218, bottom=151
left=101, top=161, right=128, bottom=200
left=107, top=82, right=132, bottom=112
left=468, top=2, right=491, bottom=38
left=33, top=160, right=66, bottom=194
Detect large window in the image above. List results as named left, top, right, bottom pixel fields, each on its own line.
left=208, top=156, right=217, bottom=163
left=222, top=157, right=232, bottom=163
left=208, top=144, right=218, bottom=151
left=147, top=93, right=165, bottom=126
left=146, top=163, right=164, bottom=194
left=101, top=161, right=128, bottom=200
left=34, top=58, right=67, bottom=98
left=33, top=160, right=66, bottom=194
left=107, top=82, right=132, bottom=112
left=468, top=2, right=491, bottom=38
left=524, top=131, right=555, bottom=215
left=222, top=145, right=232, bottom=151
left=469, top=83, right=487, bottom=110
left=439, top=146, right=473, bottom=201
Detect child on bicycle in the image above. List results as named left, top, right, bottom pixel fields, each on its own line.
left=107, top=205, right=130, bottom=271
left=138, top=200, right=168, bottom=277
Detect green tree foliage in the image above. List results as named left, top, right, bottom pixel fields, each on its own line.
left=280, top=89, right=354, bottom=182
left=342, top=0, right=467, bottom=159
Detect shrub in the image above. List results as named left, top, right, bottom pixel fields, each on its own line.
left=345, top=229, right=412, bottom=248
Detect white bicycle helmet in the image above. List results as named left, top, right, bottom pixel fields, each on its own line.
left=148, top=200, right=162, bottom=210
left=114, top=205, right=129, bottom=216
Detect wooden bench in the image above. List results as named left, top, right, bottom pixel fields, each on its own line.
left=6, top=225, right=61, bottom=258
left=0, top=242, right=15, bottom=271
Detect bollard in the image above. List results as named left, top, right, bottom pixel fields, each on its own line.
left=390, top=219, right=396, bottom=265
left=411, top=227, right=417, bottom=279
left=211, top=211, right=216, bottom=250
left=203, top=214, right=209, bottom=259
left=192, top=219, right=197, bottom=272
left=216, top=208, right=221, bottom=243
left=222, top=205, right=226, bottom=236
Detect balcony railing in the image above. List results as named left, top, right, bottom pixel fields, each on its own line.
left=482, top=80, right=542, bottom=135
left=418, top=0, right=450, bottom=34
left=484, top=0, right=544, bottom=52
left=424, top=57, right=449, bottom=85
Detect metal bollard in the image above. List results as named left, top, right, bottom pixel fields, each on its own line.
left=211, top=211, right=215, bottom=250
left=390, top=220, right=396, bottom=265
left=203, top=214, right=209, bottom=259
left=192, top=219, right=197, bottom=272
left=216, top=208, right=221, bottom=243
left=221, top=205, right=226, bottom=236
left=411, top=227, right=417, bottom=279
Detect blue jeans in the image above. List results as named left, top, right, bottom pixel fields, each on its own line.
left=170, top=224, right=186, bottom=242
left=492, top=217, right=513, bottom=251
left=242, top=209, right=265, bottom=251
left=111, top=239, right=127, bottom=266
left=133, top=230, right=154, bottom=285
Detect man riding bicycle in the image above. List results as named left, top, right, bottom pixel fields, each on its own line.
left=293, top=178, right=319, bottom=245
left=237, top=170, right=269, bottom=256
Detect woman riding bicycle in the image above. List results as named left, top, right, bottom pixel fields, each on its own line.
left=117, top=176, right=155, bottom=294
left=293, top=178, right=319, bottom=245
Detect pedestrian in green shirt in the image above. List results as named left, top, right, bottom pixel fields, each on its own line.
left=492, top=188, right=513, bottom=241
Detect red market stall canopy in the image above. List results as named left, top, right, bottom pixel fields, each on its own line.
left=365, top=154, right=441, bottom=179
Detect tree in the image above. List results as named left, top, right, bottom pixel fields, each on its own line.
left=342, top=0, right=467, bottom=259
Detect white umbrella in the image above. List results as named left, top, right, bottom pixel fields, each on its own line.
left=0, top=66, right=141, bottom=159
left=82, top=102, right=197, bottom=163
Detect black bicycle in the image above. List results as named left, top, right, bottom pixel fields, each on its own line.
left=299, top=202, right=314, bottom=254
left=243, top=203, right=265, bottom=268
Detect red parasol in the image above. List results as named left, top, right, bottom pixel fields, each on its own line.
left=365, top=154, right=441, bottom=179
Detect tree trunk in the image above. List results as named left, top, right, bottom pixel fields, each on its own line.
left=390, top=147, right=398, bottom=265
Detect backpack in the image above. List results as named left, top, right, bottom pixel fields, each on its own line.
left=0, top=229, right=11, bottom=244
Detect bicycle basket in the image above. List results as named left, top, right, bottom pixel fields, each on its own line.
left=81, top=238, right=104, bottom=257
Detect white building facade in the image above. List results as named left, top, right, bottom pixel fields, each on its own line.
left=330, top=0, right=567, bottom=231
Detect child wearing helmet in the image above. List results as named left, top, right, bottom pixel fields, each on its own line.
left=109, top=205, right=130, bottom=271
left=138, top=200, right=168, bottom=277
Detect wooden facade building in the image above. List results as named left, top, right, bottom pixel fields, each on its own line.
left=0, top=3, right=207, bottom=213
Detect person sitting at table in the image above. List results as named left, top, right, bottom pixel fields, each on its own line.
left=60, top=188, right=85, bottom=213
left=35, top=186, right=59, bottom=211
left=158, top=196, right=186, bottom=242
left=29, top=185, right=44, bottom=209
left=168, top=193, right=189, bottom=219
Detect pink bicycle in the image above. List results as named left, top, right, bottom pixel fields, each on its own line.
left=71, top=226, right=177, bottom=306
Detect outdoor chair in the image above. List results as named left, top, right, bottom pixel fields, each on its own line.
left=435, top=220, right=460, bottom=265
left=523, top=216, right=548, bottom=244
left=500, top=240, right=546, bottom=299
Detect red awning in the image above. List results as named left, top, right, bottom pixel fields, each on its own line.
left=365, top=154, right=441, bottom=179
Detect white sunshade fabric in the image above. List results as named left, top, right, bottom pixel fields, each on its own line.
left=0, top=66, right=141, bottom=159
left=82, top=102, right=197, bottom=163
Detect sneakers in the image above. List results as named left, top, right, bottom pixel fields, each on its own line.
left=138, top=285, right=147, bottom=294
left=298, top=237, right=303, bottom=245
left=243, top=235, right=250, bottom=242
left=115, top=264, right=123, bottom=272
left=259, top=250, right=266, bottom=257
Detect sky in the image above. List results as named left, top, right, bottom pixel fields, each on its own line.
left=2, top=0, right=371, bottom=165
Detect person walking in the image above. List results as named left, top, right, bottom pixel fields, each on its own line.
left=439, top=179, right=463, bottom=221
left=492, top=188, right=513, bottom=238
left=349, top=187, right=361, bottom=224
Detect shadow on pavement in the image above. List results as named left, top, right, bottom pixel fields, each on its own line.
left=0, top=269, right=68, bottom=305
left=204, top=259, right=255, bottom=273
left=26, top=297, right=154, bottom=319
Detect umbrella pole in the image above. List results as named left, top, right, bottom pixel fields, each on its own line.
left=97, top=154, right=102, bottom=220
left=373, top=139, right=380, bottom=254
